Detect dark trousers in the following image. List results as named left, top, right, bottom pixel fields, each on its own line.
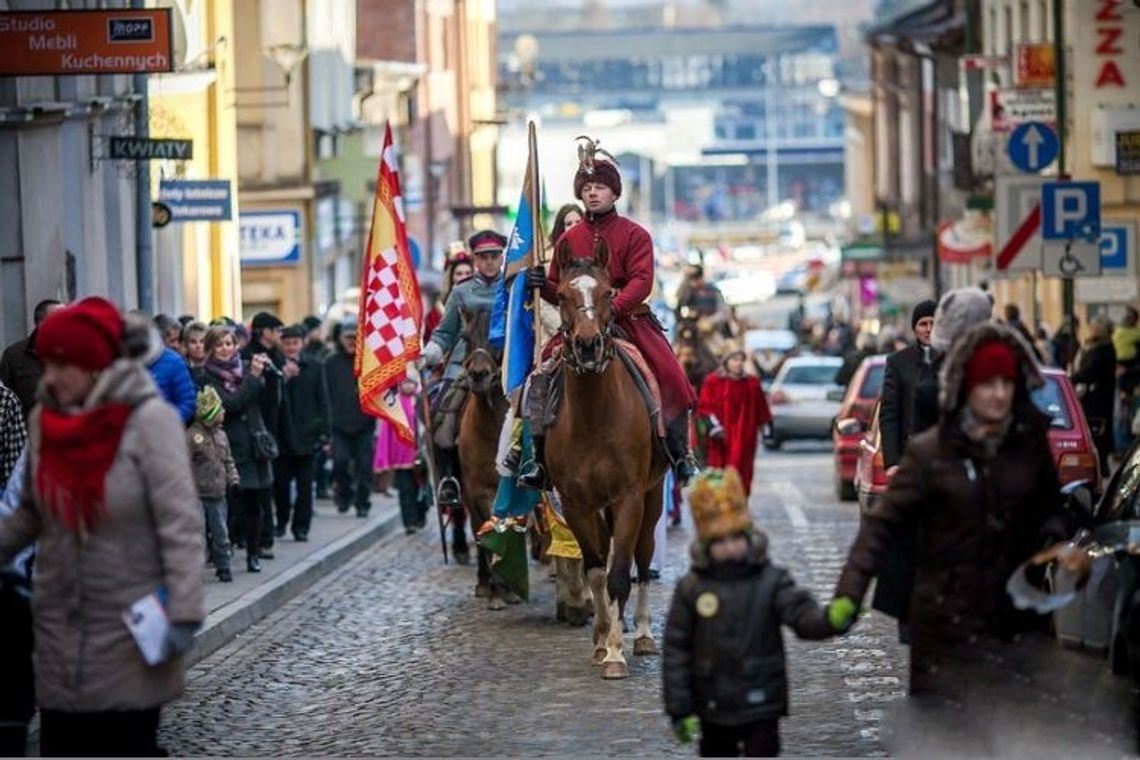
left=699, top=719, right=780, bottom=758
left=332, top=429, right=375, bottom=515
left=235, top=487, right=267, bottom=560
left=314, top=445, right=331, bottom=497
left=394, top=469, right=424, bottom=529
left=273, top=453, right=315, bottom=537
left=0, top=583, right=34, bottom=757
left=201, top=498, right=230, bottom=572
left=40, top=708, right=162, bottom=757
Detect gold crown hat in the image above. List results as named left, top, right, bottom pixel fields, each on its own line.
left=720, top=338, right=747, bottom=363
left=688, top=467, right=752, bottom=541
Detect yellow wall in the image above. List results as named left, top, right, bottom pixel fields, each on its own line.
left=149, top=0, right=242, bottom=320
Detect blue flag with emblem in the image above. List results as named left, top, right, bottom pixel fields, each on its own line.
left=490, top=122, right=545, bottom=394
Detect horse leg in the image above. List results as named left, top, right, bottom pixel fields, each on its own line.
left=563, top=557, right=591, bottom=627
left=633, top=485, right=664, bottom=656
left=566, top=508, right=612, bottom=665
left=600, top=496, right=645, bottom=680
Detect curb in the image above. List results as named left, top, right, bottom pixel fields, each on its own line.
left=186, top=508, right=402, bottom=667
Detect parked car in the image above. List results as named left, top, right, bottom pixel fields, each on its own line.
left=1051, top=435, right=1140, bottom=695
left=832, top=355, right=887, bottom=501
left=854, top=367, right=1101, bottom=513
left=763, top=355, right=844, bottom=450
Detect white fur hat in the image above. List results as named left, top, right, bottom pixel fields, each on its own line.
left=930, top=286, right=994, bottom=353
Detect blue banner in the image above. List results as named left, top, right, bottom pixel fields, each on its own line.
left=491, top=174, right=540, bottom=393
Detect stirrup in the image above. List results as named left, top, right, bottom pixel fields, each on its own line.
left=673, top=456, right=700, bottom=485
left=437, top=476, right=461, bottom=507
left=517, top=461, right=549, bottom=491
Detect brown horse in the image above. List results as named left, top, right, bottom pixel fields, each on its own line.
left=455, top=309, right=513, bottom=609
left=544, top=238, right=669, bottom=679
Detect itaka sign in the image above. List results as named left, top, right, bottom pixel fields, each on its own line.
left=0, top=9, right=173, bottom=76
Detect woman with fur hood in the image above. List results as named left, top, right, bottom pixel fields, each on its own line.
left=0, top=297, right=204, bottom=756
left=830, top=321, right=1087, bottom=708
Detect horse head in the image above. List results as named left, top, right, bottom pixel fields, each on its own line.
left=460, top=308, right=500, bottom=394
left=556, top=237, right=614, bottom=374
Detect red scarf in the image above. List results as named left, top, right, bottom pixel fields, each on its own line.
left=36, top=403, right=134, bottom=532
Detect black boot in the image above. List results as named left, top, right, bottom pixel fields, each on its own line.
left=665, top=414, right=700, bottom=484
left=517, top=434, right=549, bottom=491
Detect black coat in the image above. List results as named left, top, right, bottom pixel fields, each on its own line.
left=1071, top=338, right=1117, bottom=437
left=0, top=334, right=43, bottom=417
left=284, top=355, right=330, bottom=454
left=241, top=340, right=293, bottom=451
left=323, top=349, right=375, bottom=436
left=835, top=348, right=873, bottom=388
left=879, top=344, right=940, bottom=470
left=195, top=367, right=273, bottom=490
left=663, top=532, right=831, bottom=726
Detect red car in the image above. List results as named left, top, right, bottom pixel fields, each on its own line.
left=831, top=355, right=886, bottom=501
left=853, top=367, right=1102, bottom=513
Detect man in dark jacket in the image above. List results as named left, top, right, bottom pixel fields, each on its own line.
left=664, top=468, right=840, bottom=757
left=323, top=320, right=376, bottom=517
left=831, top=322, right=1081, bottom=706
left=0, top=299, right=62, bottom=417
left=274, top=324, right=330, bottom=540
left=242, top=311, right=289, bottom=549
left=1071, top=315, right=1116, bottom=475
left=880, top=299, right=938, bottom=472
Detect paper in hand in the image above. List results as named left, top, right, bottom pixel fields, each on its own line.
left=123, top=589, right=170, bottom=666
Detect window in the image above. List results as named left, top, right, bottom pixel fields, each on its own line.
left=735, top=123, right=756, bottom=140
left=1030, top=376, right=1073, bottom=430
left=859, top=364, right=886, bottom=399
left=989, top=7, right=998, bottom=54
left=781, top=364, right=842, bottom=385
left=1020, top=0, right=1030, bottom=39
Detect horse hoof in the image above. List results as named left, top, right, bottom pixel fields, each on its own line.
left=633, top=636, right=659, bottom=656
left=592, top=647, right=607, bottom=666
left=601, top=661, right=630, bottom=680
left=565, top=606, right=590, bottom=627
left=488, top=597, right=507, bottom=611
left=474, top=583, right=492, bottom=599
left=556, top=602, right=567, bottom=622
left=504, top=591, right=522, bottom=605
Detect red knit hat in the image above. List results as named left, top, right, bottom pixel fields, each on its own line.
left=574, top=159, right=622, bottom=200
left=963, top=339, right=1018, bottom=394
left=36, top=297, right=123, bottom=371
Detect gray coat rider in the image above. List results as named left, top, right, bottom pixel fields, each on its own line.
left=421, top=229, right=506, bottom=508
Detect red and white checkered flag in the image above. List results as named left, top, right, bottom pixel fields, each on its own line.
left=354, top=122, right=423, bottom=443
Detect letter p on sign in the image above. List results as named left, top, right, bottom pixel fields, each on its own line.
left=1042, top=181, right=1100, bottom=243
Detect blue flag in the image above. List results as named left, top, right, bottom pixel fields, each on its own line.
left=490, top=124, right=543, bottom=394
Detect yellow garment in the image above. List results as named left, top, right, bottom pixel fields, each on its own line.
left=542, top=501, right=583, bottom=559
left=1114, top=325, right=1140, bottom=362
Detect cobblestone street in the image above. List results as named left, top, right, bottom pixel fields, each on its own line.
left=159, top=447, right=913, bottom=756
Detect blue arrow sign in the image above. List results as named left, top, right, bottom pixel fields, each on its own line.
left=1042, top=181, right=1100, bottom=242
left=1008, top=122, right=1058, bottom=173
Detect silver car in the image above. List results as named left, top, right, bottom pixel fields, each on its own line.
left=762, top=355, right=844, bottom=450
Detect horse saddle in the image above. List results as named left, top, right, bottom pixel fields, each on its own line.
left=536, top=339, right=665, bottom=438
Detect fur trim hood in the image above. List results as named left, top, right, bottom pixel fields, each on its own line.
left=938, top=321, right=1043, bottom=413
left=930, top=286, right=994, bottom=353
left=121, top=313, right=165, bottom=366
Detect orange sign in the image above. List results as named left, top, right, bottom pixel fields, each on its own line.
left=0, top=9, right=173, bottom=76
left=1014, top=43, right=1055, bottom=88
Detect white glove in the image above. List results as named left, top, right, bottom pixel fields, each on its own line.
left=422, top=341, right=444, bottom=368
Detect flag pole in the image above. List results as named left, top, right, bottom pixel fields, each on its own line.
left=529, top=121, right=547, bottom=363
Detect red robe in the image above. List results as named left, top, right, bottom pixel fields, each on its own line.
left=697, top=370, right=772, bottom=496
left=541, top=209, right=697, bottom=422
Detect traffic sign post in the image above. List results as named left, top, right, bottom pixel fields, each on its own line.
left=1041, top=180, right=1102, bottom=279
left=994, top=175, right=1047, bottom=274
left=1007, top=122, right=1058, bottom=173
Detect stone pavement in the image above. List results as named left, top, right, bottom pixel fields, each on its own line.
left=189, top=495, right=404, bottom=665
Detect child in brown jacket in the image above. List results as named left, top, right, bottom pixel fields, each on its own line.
left=187, top=386, right=239, bottom=582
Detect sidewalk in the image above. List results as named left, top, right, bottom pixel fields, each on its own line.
left=188, top=495, right=402, bottom=666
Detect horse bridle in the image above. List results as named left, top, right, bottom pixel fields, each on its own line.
left=560, top=301, right=615, bottom=375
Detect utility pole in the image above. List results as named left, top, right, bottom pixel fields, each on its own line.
left=1054, top=0, right=1072, bottom=322
left=132, top=0, right=154, bottom=313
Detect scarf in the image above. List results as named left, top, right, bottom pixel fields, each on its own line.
left=36, top=403, right=134, bottom=533
left=205, top=354, right=243, bottom=393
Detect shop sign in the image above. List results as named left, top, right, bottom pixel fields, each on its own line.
left=0, top=9, right=173, bottom=76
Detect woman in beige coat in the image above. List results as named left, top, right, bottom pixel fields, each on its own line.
left=0, top=297, right=204, bottom=757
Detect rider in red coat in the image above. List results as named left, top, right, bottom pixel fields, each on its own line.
left=517, top=144, right=699, bottom=490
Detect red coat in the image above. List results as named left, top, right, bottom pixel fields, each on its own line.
left=542, top=210, right=696, bottom=422
left=697, top=371, right=772, bottom=495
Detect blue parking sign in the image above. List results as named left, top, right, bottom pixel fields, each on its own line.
left=1100, top=224, right=1132, bottom=271
left=1042, top=181, right=1100, bottom=242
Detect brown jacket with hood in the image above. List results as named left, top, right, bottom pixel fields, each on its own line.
left=835, top=321, right=1071, bottom=694
left=0, top=357, right=205, bottom=712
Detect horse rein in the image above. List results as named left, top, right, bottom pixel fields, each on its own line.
left=560, top=303, right=615, bottom=375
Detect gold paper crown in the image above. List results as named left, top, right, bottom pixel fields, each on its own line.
left=688, top=467, right=751, bottom=541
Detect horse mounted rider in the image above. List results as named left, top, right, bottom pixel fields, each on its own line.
left=518, top=138, right=700, bottom=490
left=676, top=262, right=730, bottom=337
left=421, top=229, right=508, bottom=508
